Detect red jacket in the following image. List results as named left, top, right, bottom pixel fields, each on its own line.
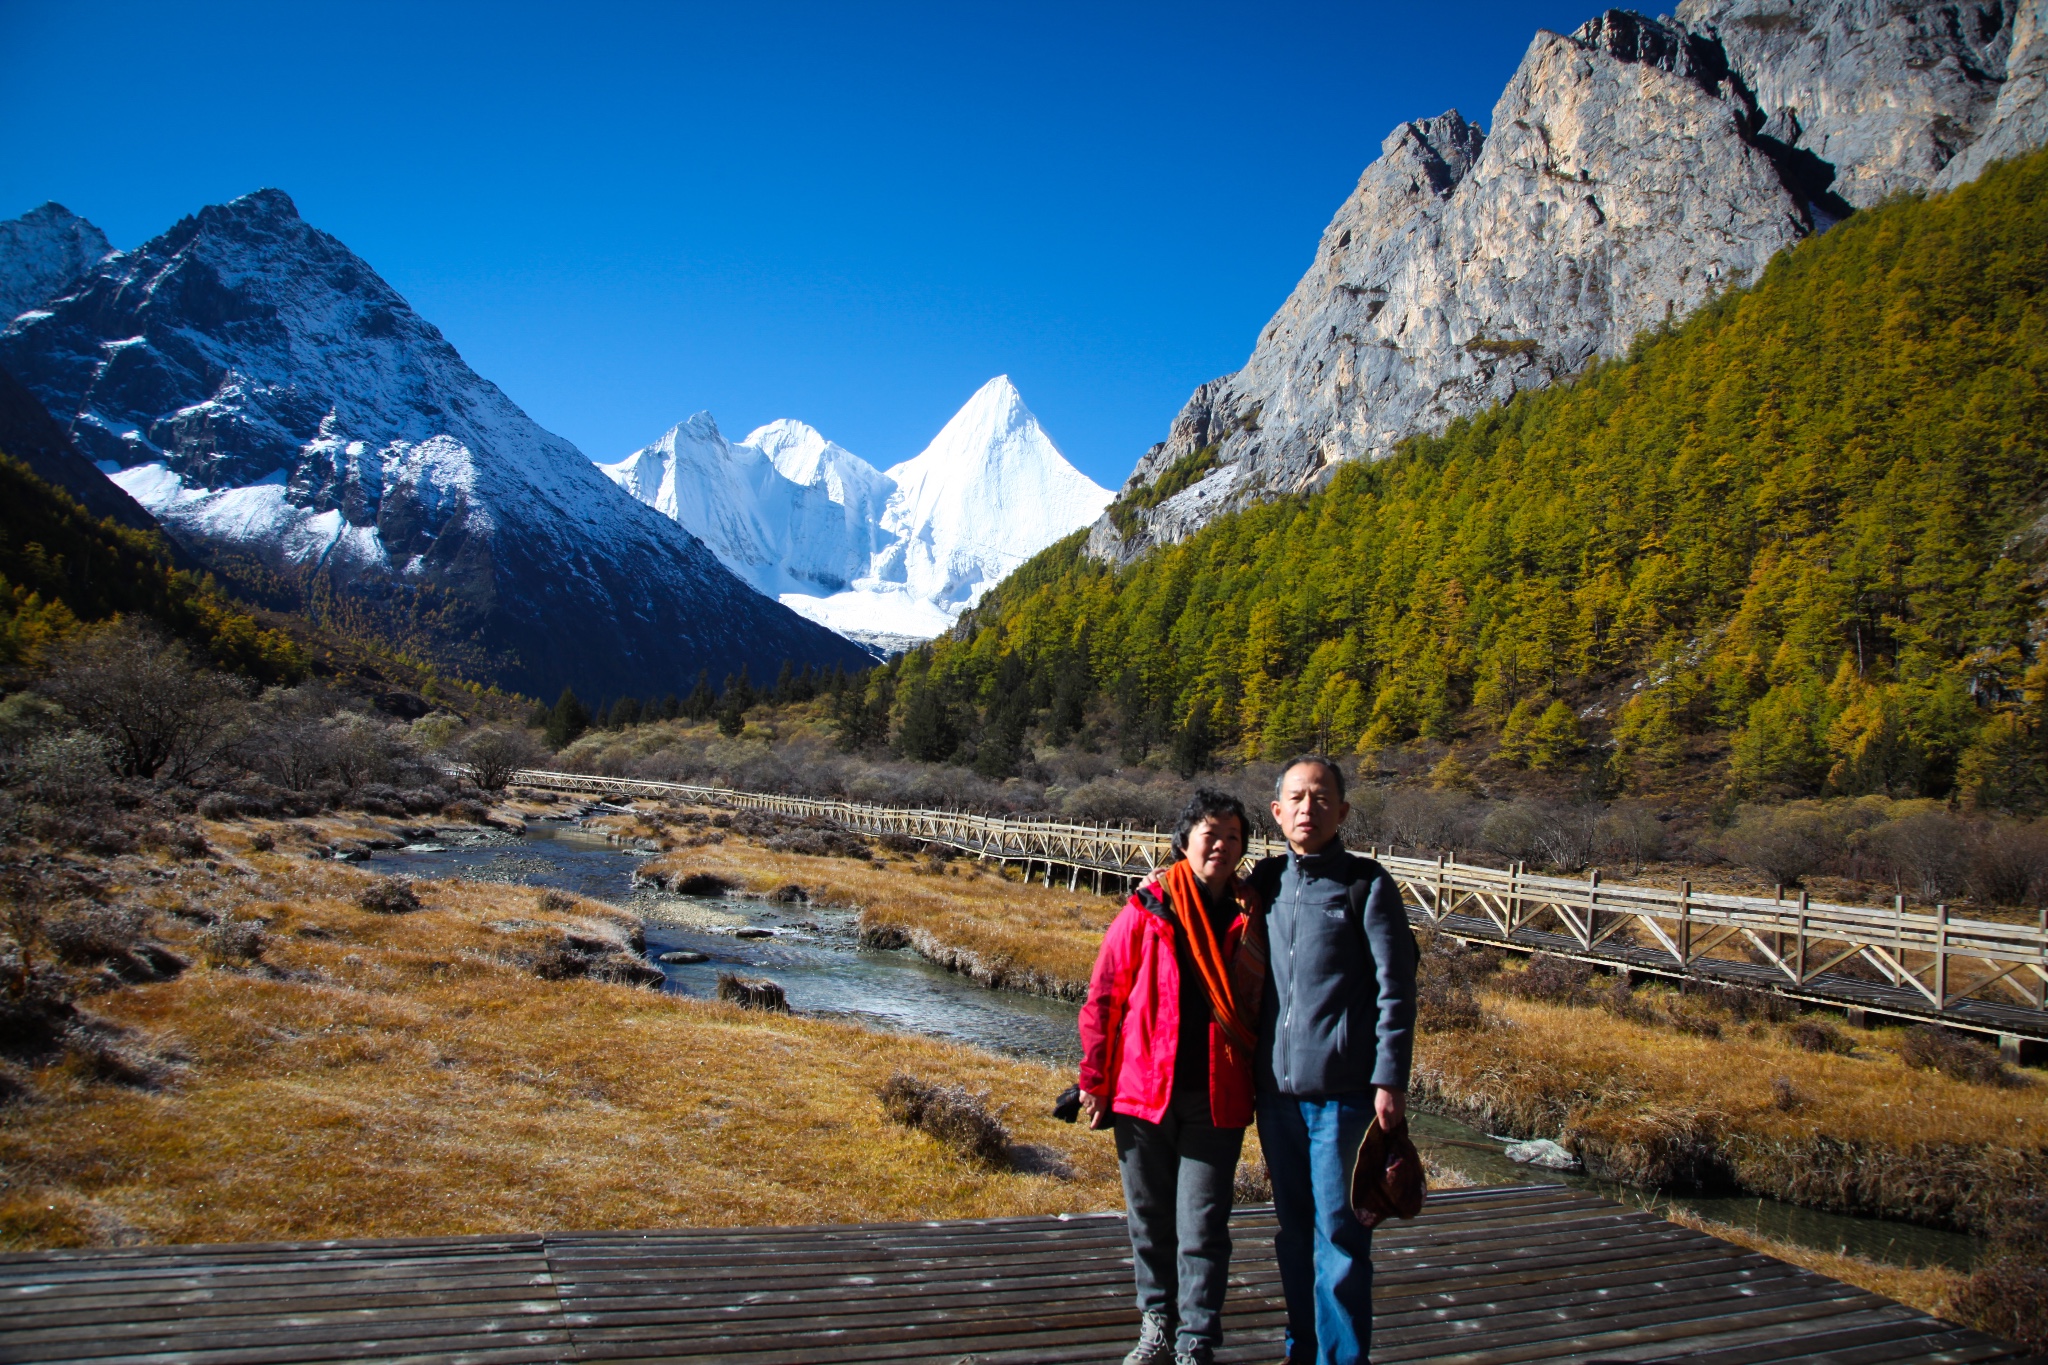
left=1077, top=874, right=1256, bottom=1128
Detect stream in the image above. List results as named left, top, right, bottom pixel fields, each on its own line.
left=367, top=815, right=1983, bottom=1272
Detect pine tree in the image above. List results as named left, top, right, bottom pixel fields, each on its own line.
left=545, top=686, right=590, bottom=749
left=683, top=670, right=715, bottom=720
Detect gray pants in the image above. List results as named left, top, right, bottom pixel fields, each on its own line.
left=1114, top=1091, right=1246, bottom=1353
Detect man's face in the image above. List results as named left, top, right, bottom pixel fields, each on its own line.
left=1271, top=762, right=1349, bottom=855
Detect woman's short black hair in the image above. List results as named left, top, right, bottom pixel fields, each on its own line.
left=1171, top=787, right=1255, bottom=859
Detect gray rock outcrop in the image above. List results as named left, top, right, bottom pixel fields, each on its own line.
left=1090, top=1, right=2046, bottom=564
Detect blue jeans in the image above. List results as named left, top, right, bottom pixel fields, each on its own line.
left=1256, top=1091, right=1376, bottom=1365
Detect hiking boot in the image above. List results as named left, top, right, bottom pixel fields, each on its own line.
left=1122, top=1311, right=1171, bottom=1365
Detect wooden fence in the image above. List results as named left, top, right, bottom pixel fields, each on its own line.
left=507, top=768, right=2048, bottom=1048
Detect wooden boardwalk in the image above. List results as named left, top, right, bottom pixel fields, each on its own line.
left=507, top=768, right=2048, bottom=1048
left=2, top=1186, right=2034, bottom=1364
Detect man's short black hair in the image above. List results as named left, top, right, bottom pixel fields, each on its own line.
left=1171, top=787, right=1255, bottom=859
left=1274, top=753, right=1347, bottom=802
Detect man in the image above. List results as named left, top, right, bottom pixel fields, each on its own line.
left=1249, top=755, right=1417, bottom=1365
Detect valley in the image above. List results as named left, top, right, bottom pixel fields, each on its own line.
left=3, top=0, right=2048, bottom=1353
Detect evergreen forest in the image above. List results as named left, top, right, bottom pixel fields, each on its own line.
left=852, top=147, right=2048, bottom=810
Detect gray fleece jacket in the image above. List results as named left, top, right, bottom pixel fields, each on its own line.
left=1250, top=840, right=1418, bottom=1098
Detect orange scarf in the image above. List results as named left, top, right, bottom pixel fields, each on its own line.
left=1163, top=859, right=1267, bottom=1057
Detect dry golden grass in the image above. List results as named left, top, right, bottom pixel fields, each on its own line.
left=637, top=819, right=1119, bottom=993
left=1422, top=993, right=2042, bottom=1151
left=1415, top=980, right=2047, bottom=1231
left=0, top=847, right=1123, bottom=1251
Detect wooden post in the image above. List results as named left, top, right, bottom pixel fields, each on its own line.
left=1435, top=853, right=1448, bottom=923
left=1585, top=869, right=1600, bottom=948
left=1796, top=890, right=1809, bottom=985
left=1935, top=904, right=1949, bottom=1009
left=1678, top=879, right=1691, bottom=966
left=1509, top=861, right=1521, bottom=933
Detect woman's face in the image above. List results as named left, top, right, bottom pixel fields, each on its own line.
left=1185, top=813, right=1246, bottom=886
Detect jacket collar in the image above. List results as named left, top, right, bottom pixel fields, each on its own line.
left=1288, top=835, right=1348, bottom=875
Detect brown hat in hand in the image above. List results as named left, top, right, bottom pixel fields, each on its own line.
left=1349, top=1115, right=1427, bottom=1229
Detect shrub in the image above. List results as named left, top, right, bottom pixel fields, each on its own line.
left=140, top=822, right=209, bottom=858
left=42, top=901, right=148, bottom=965
left=9, top=732, right=113, bottom=807
left=1785, top=1019, right=1852, bottom=1054
left=1417, top=977, right=1486, bottom=1032
left=1965, top=819, right=2048, bottom=906
left=1897, top=1025, right=2017, bottom=1086
left=248, top=830, right=275, bottom=852
left=527, top=934, right=662, bottom=986
left=356, top=880, right=423, bottom=915
left=1715, top=803, right=1845, bottom=887
left=0, top=964, right=78, bottom=1051
left=1680, top=981, right=1798, bottom=1023
left=1953, top=1196, right=2048, bottom=1352
left=36, top=621, right=245, bottom=780
left=1234, top=1155, right=1274, bottom=1203
left=1600, top=975, right=1663, bottom=1027
left=1372, top=786, right=1480, bottom=852
left=1531, top=804, right=1603, bottom=873
left=716, top=973, right=789, bottom=1011
left=1478, top=801, right=1544, bottom=863
left=1597, top=801, right=1668, bottom=870
left=1867, top=806, right=1969, bottom=900
left=458, top=726, right=546, bottom=791
left=1770, top=1076, right=1803, bottom=1111
left=1497, top=953, right=1598, bottom=1005
left=200, top=915, right=266, bottom=966
left=538, top=889, right=576, bottom=912
left=876, top=1072, right=1010, bottom=1166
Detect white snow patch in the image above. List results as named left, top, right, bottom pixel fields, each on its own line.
left=109, top=462, right=387, bottom=570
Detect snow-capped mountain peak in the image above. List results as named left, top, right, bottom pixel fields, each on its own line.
left=605, top=376, right=1112, bottom=651
left=875, top=375, right=1111, bottom=609
left=0, top=187, right=869, bottom=695
left=0, top=201, right=114, bottom=322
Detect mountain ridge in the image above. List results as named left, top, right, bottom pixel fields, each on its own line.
left=0, top=189, right=870, bottom=698
left=1089, top=0, right=2048, bottom=564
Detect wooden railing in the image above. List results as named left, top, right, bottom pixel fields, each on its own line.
left=508, top=768, right=2048, bottom=1043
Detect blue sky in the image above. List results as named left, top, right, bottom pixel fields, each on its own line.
left=0, top=1, right=1588, bottom=488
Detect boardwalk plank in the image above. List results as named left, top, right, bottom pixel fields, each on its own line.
left=0, top=1188, right=2030, bottom=1365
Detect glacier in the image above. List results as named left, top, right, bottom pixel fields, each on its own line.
left=602, top=376, right=1112, bottom=651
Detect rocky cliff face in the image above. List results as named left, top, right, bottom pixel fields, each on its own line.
left=1091, top=0, right=2047, bottom=563
left=0, top=189, right=871, bottom=698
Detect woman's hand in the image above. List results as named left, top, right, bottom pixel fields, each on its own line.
left=1079, top=1089, right=1109, bottom=1127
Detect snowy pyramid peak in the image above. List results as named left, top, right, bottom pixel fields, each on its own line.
left=874, top=375, right=1112, bottom=611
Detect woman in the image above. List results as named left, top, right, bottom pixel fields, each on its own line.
left=1077, top=789, right=1268, bottom=1365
